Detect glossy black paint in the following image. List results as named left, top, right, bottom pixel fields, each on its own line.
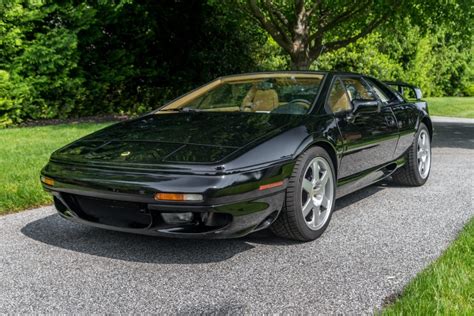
left=51, top=113, right=310, bottom=168
left=41, top=71, right=432, bottom=238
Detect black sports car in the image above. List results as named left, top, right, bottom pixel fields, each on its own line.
left=41, top=72, right=432, bottom=241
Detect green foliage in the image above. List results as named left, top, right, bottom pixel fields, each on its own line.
left=0, top=0, right=472, bottom=126
left=310, top=20, right=473, bottom=97
left=0, top=0, right=266, bottom=126
left=313, top=32, right=402, bottom=80
left=0, top=1, right=91, bottom=125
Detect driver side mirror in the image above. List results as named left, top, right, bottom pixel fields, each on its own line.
left=351, top=99, right=380, bottom=113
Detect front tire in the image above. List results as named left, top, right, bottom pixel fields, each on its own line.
left=271, top=147, right=336, bottom=241
left=392, top=123, right=431, bottom=186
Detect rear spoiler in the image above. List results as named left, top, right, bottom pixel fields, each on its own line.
left=383, top=81, right=423, bottom=100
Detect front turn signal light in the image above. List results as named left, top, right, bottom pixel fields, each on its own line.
left=154, top=192, right=203, bottom=202
left=259, top=180, right=284, bottom=191
left=40, top=176, right=55, bottom=186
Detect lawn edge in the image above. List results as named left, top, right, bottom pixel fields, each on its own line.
left=380, top=217, right=474, bottom=314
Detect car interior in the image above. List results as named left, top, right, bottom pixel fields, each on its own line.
left=166, top=77, right=322, bottom=115
left=241, top=82, right=279, bottom=112
left=327, top=79, right=352, bottom=113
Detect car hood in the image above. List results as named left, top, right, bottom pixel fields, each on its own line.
left=51, top=112, right=306, bottom=166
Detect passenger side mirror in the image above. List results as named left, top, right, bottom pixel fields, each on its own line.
left=351, top=99, right=380, bottom=113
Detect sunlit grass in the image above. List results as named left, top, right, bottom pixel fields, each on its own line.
left=426, top=97, right=474, bottom=118
left=0, top=122, right=111, bottom=214
left=383, top=218, right=474, bottom=314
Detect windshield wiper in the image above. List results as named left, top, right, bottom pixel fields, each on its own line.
left=160, top=107, right=201, bottom=113
left=180, top=107, right=201, bottom=112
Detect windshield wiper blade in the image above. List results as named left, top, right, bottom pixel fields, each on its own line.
left=160, top=107, right=201, bottom=113
left=179, top=107, right=201, bottom=112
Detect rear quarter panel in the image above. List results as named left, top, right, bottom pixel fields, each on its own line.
left=391, top=101, right=425, bottom=158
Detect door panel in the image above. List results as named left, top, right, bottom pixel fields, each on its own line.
left=335, top=77, right=399, bottom=179
left=365, top=77, right=418, bottom=159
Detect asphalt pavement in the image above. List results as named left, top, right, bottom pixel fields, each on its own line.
left=1, top=117, right=473, bottom=314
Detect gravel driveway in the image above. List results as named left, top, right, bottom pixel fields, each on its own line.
left=1, top=118, right=473, bottom=314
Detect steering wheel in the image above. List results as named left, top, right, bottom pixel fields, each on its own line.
left=271, top=99, right=312, bottom=114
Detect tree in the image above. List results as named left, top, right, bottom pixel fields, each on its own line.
left=0, top=0, right=266, bottom=126
left=313, top=23, right=473, bottom=97
left=239, top=0, right=400, bottom=69
left=239, top=0, right=473, bottom=70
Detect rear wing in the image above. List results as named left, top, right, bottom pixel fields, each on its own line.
left=384, top=81, right=423, bottom=101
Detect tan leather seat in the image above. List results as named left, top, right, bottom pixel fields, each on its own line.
left=328, top=88, right=351, bottom=113
left=242, top=87, right=279, bottom=111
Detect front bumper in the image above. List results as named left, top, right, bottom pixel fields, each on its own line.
left=41, top=160, right=292, bottom=238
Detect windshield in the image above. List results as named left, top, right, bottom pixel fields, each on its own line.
left=159, top=74, right=324, bottom=115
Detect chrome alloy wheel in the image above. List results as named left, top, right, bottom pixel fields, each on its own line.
left=301, top=157, right=334, bottom=230
left=417, top=130, right=431, bottom=179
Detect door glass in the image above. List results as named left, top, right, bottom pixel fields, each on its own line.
left=327, top=79, right=351, bottom=113
left=341, top=78, right=375, bottom=101
left=365, top=79, right=390, bottom=102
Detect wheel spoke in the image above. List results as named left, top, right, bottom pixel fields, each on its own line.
left=417, top=147, right=423, bottom=159
left=321, top=196, right=331, bottom=210
left=302, top=199, right=313, bottom=217
left=320, top=170, right=329, bottom=185
left=312, top=208, right=320, bottom=227
left=302, top=178, right=313, bottom=194
left=312, top=161, right=320, bottom=183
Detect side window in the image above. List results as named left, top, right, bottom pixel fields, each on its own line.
left=364, top=79, right=389, bottom=102
left=327, top=78, right=351, bottom=113
left=341, top=78, right=375, bottom=101
left=366, top=78, right=401, bottom=103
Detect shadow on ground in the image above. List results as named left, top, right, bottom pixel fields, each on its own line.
left=431, top=121, right=474, bottom=150
left=21, top=216, right=256, bottom=264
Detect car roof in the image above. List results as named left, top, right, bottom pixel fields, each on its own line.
left=217, top=70, right=366, bottom=80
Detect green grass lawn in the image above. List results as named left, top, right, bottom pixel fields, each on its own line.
left=0, top=122, right=111, bottom=214
left=383, top=218, right=474, bottom=314
left=426, top=97, right=474, bottom=118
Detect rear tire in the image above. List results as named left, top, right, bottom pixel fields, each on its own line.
left=271, top=147, right=336, bottom=241
left=392, top=123, right=431, bottom=186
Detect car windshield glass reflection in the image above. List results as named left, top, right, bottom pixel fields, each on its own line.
left=160, top=75, right=324, bottom=115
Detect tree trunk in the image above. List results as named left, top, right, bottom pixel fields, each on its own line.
left=290, top=53, right=311, bottom=70
left=290, top=43, right=324, bottom=70
left=290, top=4, right=310, bottom=70
left=290, top=59, right=309, bottom=70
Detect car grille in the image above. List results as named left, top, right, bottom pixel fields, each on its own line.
left=64, top=194, right=151, bottom=229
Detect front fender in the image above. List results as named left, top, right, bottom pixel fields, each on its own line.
left=223, top=115, right=341, bottom=174
left=222, top=125, right=309, bottom=172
